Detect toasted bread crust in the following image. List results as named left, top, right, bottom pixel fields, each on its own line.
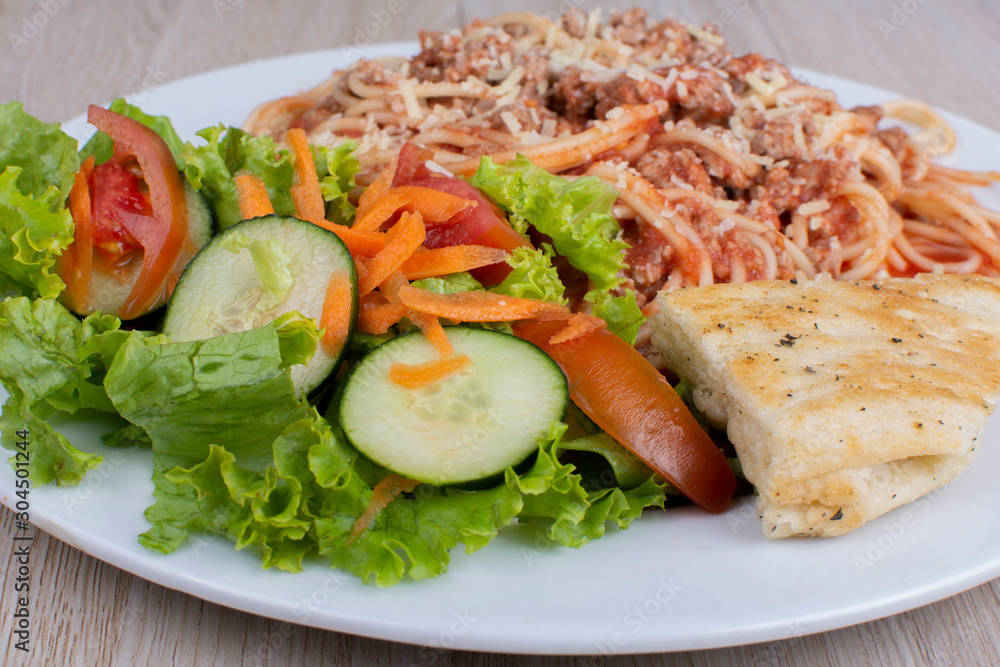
left=650, top=274, right=1000, bottom=537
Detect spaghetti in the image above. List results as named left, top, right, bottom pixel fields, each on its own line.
left=244, top=8, right=1000, bottom=306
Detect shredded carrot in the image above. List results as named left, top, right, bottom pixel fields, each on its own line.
left=389, top=353, right=471, bottom=389
left=358, top=301, right=409, bottom=334
left=548, top=312, right=606, bottom=345
left=412, top=315, right=453, bottom=357
left=397, top=285, right=570, bottom=322
left=319, top=271, right=354, bottom=355
left=355, top=159, right=396, bottom=219
left=317, top=222, right=386, bottom=258
left=401, top=245, right=508, bottom=281
left=379, top=271, right=453, bottom=356
left=353, top=185, right=475, bottom=233
left=393, top=185, right=477, bottom=221
left=234, top=171, right=275, bottom=219
left=347, top=473, right=420, bottom=545
left=286, top=127, right=326, bottom=225
left=356, top=211, right=426, bottom=296
left=61, top=156, right=95, bottom=310
left=352, top=190, right=412, bottom=233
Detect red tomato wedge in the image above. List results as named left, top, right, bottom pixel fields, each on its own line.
left=87, top=105, right=190, bottom=319
left=513, top=319, right=736, bottom=514
left=391, top=143, right=532, bottom=285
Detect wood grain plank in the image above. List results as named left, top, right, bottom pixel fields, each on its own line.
left=2, top=1, right=1000, bottom=665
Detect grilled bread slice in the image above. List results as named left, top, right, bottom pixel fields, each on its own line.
left=649, top=274, right=1000, bottom=537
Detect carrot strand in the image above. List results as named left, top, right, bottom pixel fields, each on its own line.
left=356, top=211, right=426, bottom=296
left=319, top=271, right=354, bottom=355
left=347, top=473, right=420, bottom=545
left=548, top=312, right=606, bottom=345
left=389, top=354, right=471, bottom=389
left=234, top=171, right=275, bottom=219
left=286, top=127, right=326, bottom=225
left=400, top=245, right=508, bottom=281
left=358, top=301, right=409, bottom=334
left=397, top=285, right=570, bottom=322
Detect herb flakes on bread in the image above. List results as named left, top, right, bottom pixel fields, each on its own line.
left=649, top=273, right=1000, bottom=537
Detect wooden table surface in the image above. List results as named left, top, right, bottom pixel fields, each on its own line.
left=2, top=0, right=999, bottom=664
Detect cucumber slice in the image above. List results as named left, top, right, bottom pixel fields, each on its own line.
left=163, top=214, right=358, bottom=394
left=74, top=183, right=213, bottom=317
left=339, top=327, right=568, bottom=486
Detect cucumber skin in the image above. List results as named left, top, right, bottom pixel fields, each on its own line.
left=338, top=327, right=568, bottom=487
left=162, top=214, right=358, bottom=395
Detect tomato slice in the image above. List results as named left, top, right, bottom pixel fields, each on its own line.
left=513, top=319, right=736, bottom=514
left=58, top=156, right=96, bottom=313
left=391, top=143, right=531, bottom=285
left=87, top=105, right=189, bottom=319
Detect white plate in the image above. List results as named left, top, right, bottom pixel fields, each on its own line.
left=3, top=45, right=1000, bottom=655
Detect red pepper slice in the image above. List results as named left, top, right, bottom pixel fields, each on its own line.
left=87, top=105, right=189, bottom=319
left=514, top=319, right=736, bottom=514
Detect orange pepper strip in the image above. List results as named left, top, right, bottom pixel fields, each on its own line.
left=397, top=285, right=570, bottom=322
left=548, top=312, right=607, bottom=345
left=319, top=270, right=354, bottom=355
left=400, top=245, right=508, bottom=281
left=286, top=127, right=326, bottom=225
left=356, top=211, right=426, bottom=297
left=389, top=353, right=471, bottom=389
left=347, top=473, right=420, bottom=545
left=60, top=156, right=96, bottom=311
left=233, top=171, right=275, bottom=219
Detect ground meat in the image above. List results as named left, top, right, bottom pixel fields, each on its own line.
left=410, top=25, right=515, bottom=84
left=636, top=147, right=714, bottom=194
left=751, top=151, right=855, bottom=213
left=621, top=218, right=673, bottom=304
left=749, top=109, right=815, bottom=161
left=660, top=65, right=736, bottom=120
left=550, top=66, right=601, bottom=119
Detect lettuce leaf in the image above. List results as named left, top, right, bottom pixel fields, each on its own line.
left=0, top=297, right=132, bottom=484
left=0, top=169, right=75, bottom=299
left=586, top=290, right=646, bottom=345
left=470, top=156, right=647, bottom=341
left=492, top=244, right=567, bottom=305
left=316, top=141, right=360, bottom=225
left=79, top=98, right=186, bottom=167
left=182, top=125, right=359, bottom=231
left=471, top=155, right=627, bottom=292
left=0, top=102, right=79, bottom=199
left=0, top=102, right=80, bottom=299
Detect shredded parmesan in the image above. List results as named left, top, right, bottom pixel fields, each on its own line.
left=797, top=199, right=832, bottom=216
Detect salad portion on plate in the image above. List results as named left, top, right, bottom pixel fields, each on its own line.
left=0, top=92, right=737, bottom=587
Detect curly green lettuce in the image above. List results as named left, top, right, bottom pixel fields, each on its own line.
left=0, top=102, right=80, bottom=299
